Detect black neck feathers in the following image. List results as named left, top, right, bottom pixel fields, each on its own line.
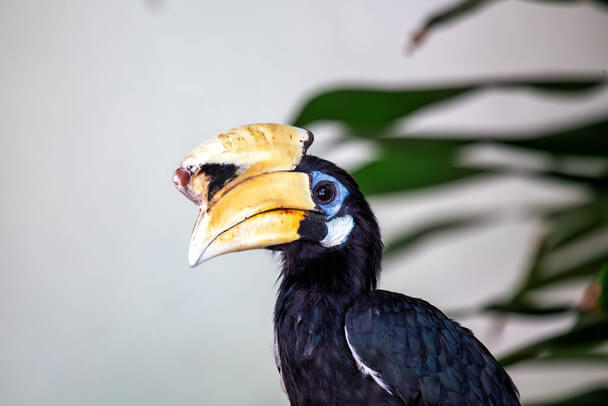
left=276, top=207, right=382, bottom=306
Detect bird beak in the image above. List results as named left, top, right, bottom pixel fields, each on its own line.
left=186, top=171, right=316, bottom=266
left=173, top=124, right=316, bottom=267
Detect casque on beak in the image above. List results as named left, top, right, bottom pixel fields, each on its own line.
left=173, top=123, right=316, bottom=267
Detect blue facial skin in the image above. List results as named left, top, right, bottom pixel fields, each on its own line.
left=310, top=171, right=349, bottom=219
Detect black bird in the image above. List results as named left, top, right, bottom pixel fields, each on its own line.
left=173, top=124, right=520, bottom=406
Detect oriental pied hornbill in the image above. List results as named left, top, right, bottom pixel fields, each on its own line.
left=173, top=124, right=520, bottom=406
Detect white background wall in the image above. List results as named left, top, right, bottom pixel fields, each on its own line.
left=1, top=1, right=607, bottom=405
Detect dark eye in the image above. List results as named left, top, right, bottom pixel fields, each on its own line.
left=313, top=181, right=336, bottom=204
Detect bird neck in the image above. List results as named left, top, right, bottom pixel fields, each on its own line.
left=274, top=246, right=380, bottom=331
left=277, top=242, right=381, bottom=301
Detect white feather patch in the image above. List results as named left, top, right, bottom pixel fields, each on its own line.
left=345, top=326, right=393, bottom=396
left=320, top=215, right=354, bottom=247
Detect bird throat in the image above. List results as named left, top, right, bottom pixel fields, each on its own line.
left=277, top=241, right=380, bottom=301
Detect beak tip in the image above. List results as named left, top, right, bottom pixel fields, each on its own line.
left=188, top=247, right=203, bottom=268
left=189, top=245, right=214, bottom=268
left=188, top=253, right=202, bottom=268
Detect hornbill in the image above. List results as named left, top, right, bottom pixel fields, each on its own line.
left=173, top=123, right=520, bottom=406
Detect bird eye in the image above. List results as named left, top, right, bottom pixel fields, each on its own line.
left=313, top=181, right=336, bottom=204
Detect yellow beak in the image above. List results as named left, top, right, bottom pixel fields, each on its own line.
left=188, top=171, right=316, bottom=266
left=173, top=123, right=316, bottom=267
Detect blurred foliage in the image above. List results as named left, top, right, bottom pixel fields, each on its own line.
left=598, top=266, right=608, bottom=311
left=579, top=265, right=608, bottom=313
left=291, top=3, right=607, bottom=403
left=526, top=386, right=608, bottom=406
left=408, top=0, right=608, bottom=52
left=293, top=79, right=603, bottom=132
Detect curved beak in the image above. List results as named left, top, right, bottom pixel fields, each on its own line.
left=187, top=171, right=316, bottom=267
left=172, top=123, right=316, bottom=267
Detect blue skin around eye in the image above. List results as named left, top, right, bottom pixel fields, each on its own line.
left=310, top=171, right=349, bottom=219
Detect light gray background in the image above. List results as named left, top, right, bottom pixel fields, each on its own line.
left=1, top=1, right=607, bottom=405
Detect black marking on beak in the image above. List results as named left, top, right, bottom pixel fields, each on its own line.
left=200, top=163, right=239, bottom=199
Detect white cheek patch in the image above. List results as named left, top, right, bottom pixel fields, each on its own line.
left=320, top=215, right=354, bottom=247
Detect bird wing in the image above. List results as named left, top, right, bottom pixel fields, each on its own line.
left=344, top=290, right=520, bottom=406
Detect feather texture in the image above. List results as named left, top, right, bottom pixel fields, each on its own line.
left=345, top=290, right=520, bottom=405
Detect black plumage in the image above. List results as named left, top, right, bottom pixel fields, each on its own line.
left=346, top=292, right=519, bottom=405
left=272, top=156, right=519, bottom=405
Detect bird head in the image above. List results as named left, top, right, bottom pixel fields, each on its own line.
left=173, top=123, right=381, bottom=281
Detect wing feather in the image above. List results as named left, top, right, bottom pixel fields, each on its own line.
left=345, top=290, right=519, bottom=406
